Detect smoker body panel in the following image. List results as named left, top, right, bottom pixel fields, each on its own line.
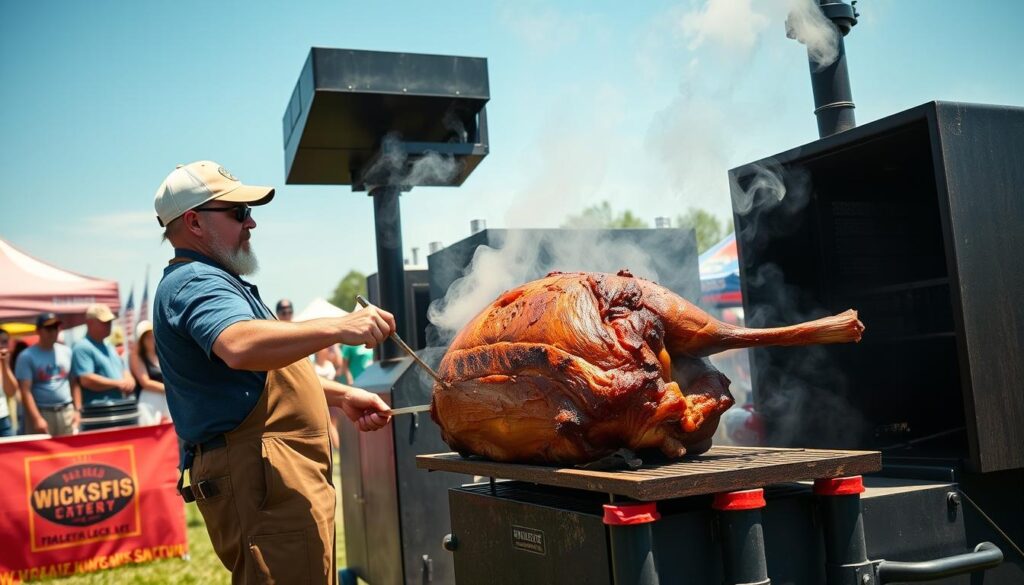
left=729, top=101, right=1024, bottom=473
left=342, top=359, right=473, bottom=585
left=930, top=103, right=1024, bottom=473
left=448, top=484, right=613, bottom=585
left=445, top=478, right=1009, bottom=585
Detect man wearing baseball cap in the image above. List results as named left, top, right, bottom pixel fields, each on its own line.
left=71, top=304, right=135, bottom=406
left=15, top=313, right=79, bottom=436
left=152, top=161, right=396, bottom=583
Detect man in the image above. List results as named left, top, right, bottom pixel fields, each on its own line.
left=275, top=299, right=294, bottom=321
left=14, top=313, right=81, bottom=436
left=152, top=160, right=395, bottom=584
left=0, top=328, right=19, bottom=436
left=71, top=304, right=135, bottom=405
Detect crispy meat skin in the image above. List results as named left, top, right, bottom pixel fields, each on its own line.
left=431, top=270, right=864, bottom=464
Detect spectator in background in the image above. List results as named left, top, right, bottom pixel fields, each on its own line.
left=131, top=320, right=170, bottom=425
left=339, top=342, right=374, bottom=385
left=15, top=313, right=80, bottom=436
left=72, top=304, right=135, bottom=406
left=312, top=345, right=341, bottom=449
left=275, top=299, right=294, bottom=322
left=110, top=326, right=126, bottom=357
left=0, top=329, right=18, bottom=437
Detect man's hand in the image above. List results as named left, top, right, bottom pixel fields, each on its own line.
left=71, top=410, right=81, bottom=428
left=338, top=306, right=396, bottom=349
left=118, top=378, right=135, bottom=393
left=339, top=387, right=392, bottom=432
left=32, top=415, right=49, bottom=435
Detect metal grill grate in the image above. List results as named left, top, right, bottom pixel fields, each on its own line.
left=418, top=445, right=881, bottom=501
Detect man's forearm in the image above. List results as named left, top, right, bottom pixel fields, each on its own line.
left=214, top=319, right=344, bottom=371
left=19, top=381, right=42, bottom=420
left=322, top=378, right=356, bottom=410
left=78, top=373, right=123, bottom=391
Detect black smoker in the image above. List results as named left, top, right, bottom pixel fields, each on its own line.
left=729, top=100, right=1024, bottom=583
left=282, top=47, right=490, bottom=585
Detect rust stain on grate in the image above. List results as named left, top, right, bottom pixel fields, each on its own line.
left=417, top=445, right=881, bottom=501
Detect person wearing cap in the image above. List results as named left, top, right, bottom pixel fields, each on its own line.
left=275, top=299, right=294, bottom=322
left=130, top=320, right=170, bottom=425
left=152, top=160, right=397, bottom=583
left=71, top=304, right=135, bottom=406
left=14, top=313, right=80, bottom=436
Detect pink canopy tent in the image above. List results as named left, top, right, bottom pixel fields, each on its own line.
left=0, top=238, right=121, bottom=328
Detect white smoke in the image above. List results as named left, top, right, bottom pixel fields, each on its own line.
left=427, top=229, right=676, bottom=344
left=679, top=0, right=771, bottom=55
left=785, top=0, right=841, bottom=69
left=363, top=133, right=461, bottom=189
left=731, top=160, right=788, bottom=216
left=678, top=0, right=841, bottom=68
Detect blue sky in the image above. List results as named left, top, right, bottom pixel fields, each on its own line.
left=1, top=0, right=1021, bottom=316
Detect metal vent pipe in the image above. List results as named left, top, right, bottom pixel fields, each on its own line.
left=795, top=1, right=859, bottom=138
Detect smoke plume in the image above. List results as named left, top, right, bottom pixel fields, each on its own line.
left=426, top=229, right=695, bottom=346
left=785, top=0, right=841, bottom=69
left=363, top=133, right=462, bottom=189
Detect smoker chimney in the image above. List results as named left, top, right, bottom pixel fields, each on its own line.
left=654, top=216, right=672, bottom=229
left=411, top=247, right=420, bottom=265
left=789, top=0, right=859, bottom=138
left=470, top=219, right=487, bottom=234
left=428, top=241, right=444, bottom=254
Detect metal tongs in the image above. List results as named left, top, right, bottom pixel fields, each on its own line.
left=355, top=295, right=448, bottom=416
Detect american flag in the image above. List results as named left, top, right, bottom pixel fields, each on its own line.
left=139, top=267, right=150, bottom=324
left=121, top=285, right=135, bottom=357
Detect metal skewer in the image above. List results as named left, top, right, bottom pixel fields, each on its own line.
left=355, top=294, right=450, bottom=389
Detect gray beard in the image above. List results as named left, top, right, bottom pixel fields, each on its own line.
left=210, top=237, right=259, bottom=276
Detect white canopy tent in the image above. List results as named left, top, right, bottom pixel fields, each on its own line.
left=294, top=297, right=348, bottom=322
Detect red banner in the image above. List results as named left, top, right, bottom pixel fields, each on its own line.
left=0, top=423, right=187, bottom=583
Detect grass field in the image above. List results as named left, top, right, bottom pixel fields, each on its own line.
left=36, top=462, right=351, bottom=584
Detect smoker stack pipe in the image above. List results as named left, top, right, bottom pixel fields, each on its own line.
left=796, top=0, right=859, bottom=138
left=371, top=185, right=407, bottom=361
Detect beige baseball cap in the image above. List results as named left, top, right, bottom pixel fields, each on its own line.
left=154, top=160, right=275, bottom=227
left=135, top=319, right=154, bottom=341
left=85, top=303, right=116, bottom=323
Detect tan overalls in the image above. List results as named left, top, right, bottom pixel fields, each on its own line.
left=183, top=333, right=336, bottom=584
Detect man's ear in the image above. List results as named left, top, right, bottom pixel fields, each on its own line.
left=184, top=211, right=203, bottom=237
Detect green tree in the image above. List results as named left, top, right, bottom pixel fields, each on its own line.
left=676, top=207, right=734, bottom=253
left=561, top=201, right=650, bottom=229
left=330, top=270, right=367, bottom=312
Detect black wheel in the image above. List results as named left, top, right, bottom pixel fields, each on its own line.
left=339, top=567, right=357, bottom=585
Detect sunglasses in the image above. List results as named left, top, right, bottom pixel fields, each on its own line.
left=194, top=204, right=252, bottom=223
left=278, top=308, right=293, bottom=314
left=40, top=324, right=60, bottom=331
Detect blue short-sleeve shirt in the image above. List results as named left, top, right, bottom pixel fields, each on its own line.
left=153, top=248, right=275, bottom=445
left=72, top=337, right=125, bottom=404
left=14, top=344, right=73, bottom=407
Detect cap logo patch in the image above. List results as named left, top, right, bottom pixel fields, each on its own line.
left=218, top=166, right=238, bottom=181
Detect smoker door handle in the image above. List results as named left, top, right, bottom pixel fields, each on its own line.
left=876, top=542, right=1003, bottom=583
